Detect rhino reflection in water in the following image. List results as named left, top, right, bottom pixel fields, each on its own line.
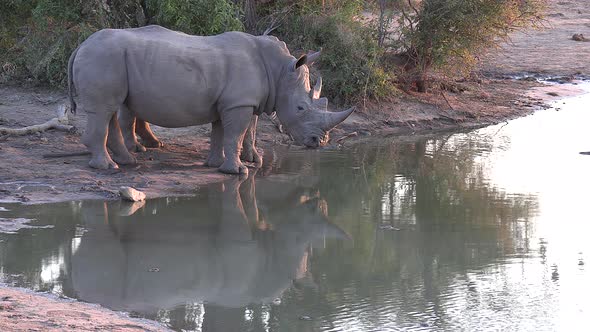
left=71, top=175, right=348, bottom=315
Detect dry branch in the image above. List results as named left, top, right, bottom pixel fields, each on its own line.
left=336, top=131, right=358, bottom=144
left=0, top=105, right=73, bottom=136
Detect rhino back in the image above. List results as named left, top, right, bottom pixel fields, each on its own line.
left=74, top=26, right=277, bottom=127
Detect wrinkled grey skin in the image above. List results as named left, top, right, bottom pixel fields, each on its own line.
left=68, top=25, right=354, bottom=174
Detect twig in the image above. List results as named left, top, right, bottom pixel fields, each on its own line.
left=265, top=112, right=283, bottom=133
left=441, top=91, right=455, bottom=111
left=0, top=105, right=73, bottom=136
left=336, top=131, right=358, bottom=144
left=43, top=151, right=90, bottom=158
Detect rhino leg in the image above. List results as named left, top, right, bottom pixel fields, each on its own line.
left=118, top=106, right=146, bottom=152
left=204, top=120, right=225, bottom=168
left=81, top=110, right=119, bottom=169
left=240, top=115, right=262, bottom=165
left=218, top=108, right=252, bottom=175
left=106, top=115, right=137, bottom=166
left=135, top=119, right=163, bottom=148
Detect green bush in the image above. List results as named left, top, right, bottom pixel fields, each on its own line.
left=0, top=0, right=242, bottom=87
left=262, top=0, right=396, bottom=105
left=391, top=0, right=547, bottom=91
left=145, top=0, right=243, bottom=36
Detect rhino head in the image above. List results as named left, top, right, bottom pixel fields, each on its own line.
left=275, top=51, right=354, bottom=148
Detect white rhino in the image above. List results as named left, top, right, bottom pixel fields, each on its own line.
left=67, top=25, right=354, bottom=174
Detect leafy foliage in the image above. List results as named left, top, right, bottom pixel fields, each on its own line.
left=0, top=0, right=242, bottom=87
left=259, top=0, right=396, bottom=105
left=390, top=0, right=547, bottom=91
left=145, top=0, right=243, bottom=36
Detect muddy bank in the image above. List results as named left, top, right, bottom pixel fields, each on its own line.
left=0, top=77, right=551, bottom=204
left=0, top=286, right=170, bottom=331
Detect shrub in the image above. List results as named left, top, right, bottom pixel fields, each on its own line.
left=389, top=0, right=547, bottom=91
left=259, top=0, right=396, bottom=105
left=145, top=0, right=243, bottom=36
left=0, top=0, right=242, bottom=87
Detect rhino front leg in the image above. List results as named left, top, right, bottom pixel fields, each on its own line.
left=218, top=108, right=252, bottom=175
left=204, top=120, right=225, bottom=168
left=240, top=115, right=262, bottom=165
left=118, top=106, right=146, bottom=152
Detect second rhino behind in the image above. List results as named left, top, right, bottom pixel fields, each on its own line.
left=68, top=25, right=354, bottom=175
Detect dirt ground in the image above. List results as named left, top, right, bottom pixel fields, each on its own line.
left=0, top=0, right=589, bottom=329
left=0, top=286, right=170, bottom=331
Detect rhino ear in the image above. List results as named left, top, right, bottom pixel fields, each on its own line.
left=306, top=50, right=321, bottom=66
left=292, top=54, right=308, bottom=71
left=313, top=97, right=328, bottom=110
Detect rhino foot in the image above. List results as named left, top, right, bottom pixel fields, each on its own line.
left=112, top=153, right=137, bottom=166
left=129, top=142, right=147, bottom=153
left=89, top=156, right=119, bottom=170
left=218, top=161, right=249, bottom=176
left=240, top=148, right=263, bottom=165
left=141, top=139, right=163, bottom=148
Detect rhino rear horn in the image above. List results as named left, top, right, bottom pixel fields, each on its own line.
left=310, top=76, right=322, bottom=100
left=322, top=107, right=355, bottom=131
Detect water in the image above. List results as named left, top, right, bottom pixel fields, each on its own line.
left=1, top=83, right=590, bottom=331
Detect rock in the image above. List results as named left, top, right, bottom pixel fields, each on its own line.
left=572, top=34, right=587, bottom=41
left=119, top=186, right=146, bottom=202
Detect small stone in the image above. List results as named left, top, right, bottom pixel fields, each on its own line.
left=119, top=186, right=146, bottom=202
left=299, top=315, right=312, bottom=321
left=572, top=33, right=587, bottom=41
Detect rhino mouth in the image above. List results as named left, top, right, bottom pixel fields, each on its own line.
left=303, top=134, right=329, bottom=148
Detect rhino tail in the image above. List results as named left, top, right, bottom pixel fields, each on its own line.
left=67, top=46, right=80, bottom=114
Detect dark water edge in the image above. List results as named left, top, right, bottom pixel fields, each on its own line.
left=1, top=82, right=589, bottom=332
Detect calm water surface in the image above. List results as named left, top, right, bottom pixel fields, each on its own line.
left=1, top=83, right=589, bottom=331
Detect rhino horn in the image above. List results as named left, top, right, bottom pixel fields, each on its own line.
left=310, top=76, right=322, bottom=100
left=321, top=107, right=355, bottom=131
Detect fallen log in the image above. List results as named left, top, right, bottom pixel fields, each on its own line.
left=0, top=105, right=73, bottom=136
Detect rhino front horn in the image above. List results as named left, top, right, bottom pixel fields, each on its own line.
left=322, top=107, right=355, bottom=130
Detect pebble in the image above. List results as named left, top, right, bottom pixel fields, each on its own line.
left=119, top=186, right=146, bottom=202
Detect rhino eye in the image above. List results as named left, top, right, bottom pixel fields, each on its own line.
left=297, top=106, right=304, bottom=111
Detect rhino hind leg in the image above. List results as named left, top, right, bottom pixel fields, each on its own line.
left=82, top=110, right=119, bottom=169
left=240, top=115, right=262, bottom=165
left=106, top=114, right=137, bottom=166
left=204, top=120, right=225, bottom=168
left=118, top=106, right=146, bottom=152
left=135, top=119, right=163, bottom=148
